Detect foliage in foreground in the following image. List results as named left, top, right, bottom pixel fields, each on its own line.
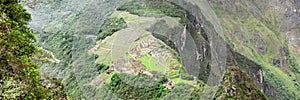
left=0, top=0, right=64, bottom=99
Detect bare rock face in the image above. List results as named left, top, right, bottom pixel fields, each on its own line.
left=282, top=1, right=300, bottom=66
left=271, top=58, right=281, bottom=67
left=251, top=33, right=267, bottom=54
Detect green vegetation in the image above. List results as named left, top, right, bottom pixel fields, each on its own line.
left=38, top=32, right=73, bottom=67
left=178, top=67, right=186, bottom=74
left=214, top=67, right=267, bottom=100
left=283, top=43, right=300, bottom=91
left=264, top=21, right=281, bottom=38
left=118, top=0, right=197, bottom=28
left=119, top=0, right=197, bottom=29
left=94, top=54, right=99, bottom=59
left=283, top=43, right=300, bottom=74
left=230, top=45, right=300, bottom=99
left=117, top=0, right=185, bottom=18
left=189, top=86, right=204, bottom=99
left=107, top=73, right=169, bottom=100
left=96, top=64, right=110, bottom=74
left=208, top=0, right=300, bottom=99
left=171, top=78, right=193, bottom=85
left=20, top=0, right=298, bottom=99
left=115, top=0, right=296, bottom=99
left=0, top=0, right=64, bottom=99
left=97, top=17, right=127, bottom=40
left=149, top=20, right=178, bottom=50
left=138, top=56, right=167, bottom=73
left=163, top=83, right=204, bottom=100
left=110, top=11, right=154, bottom=23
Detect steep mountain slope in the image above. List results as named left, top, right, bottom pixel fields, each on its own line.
left=22, top=0, right=131, bottom=98
left=214, top=67, right=267, bottom=99
left=207, top=0, right=300, bottom=99
left=23, top=0, right=300, bottom=99
left=170, top=0, right=300, bottom=99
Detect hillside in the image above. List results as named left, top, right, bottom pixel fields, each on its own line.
left=8, top=0, right=300, bottom=99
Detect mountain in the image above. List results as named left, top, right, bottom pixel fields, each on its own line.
left=12, top=0, right=300, bottom=99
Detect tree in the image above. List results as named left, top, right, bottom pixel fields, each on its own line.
left=0, top=0, right=62, bottom=99
left=0, top=0, right=36, bottom=67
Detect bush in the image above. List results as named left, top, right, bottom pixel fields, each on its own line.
left=0, top=1, right=65, bottom=99
left=96, top=64, right=110, bottom=74
left=96, top=17, right=127, bottom=40
left=107, top=73, right=169, bottom=99
left=94, top=54, right=99, bottom=59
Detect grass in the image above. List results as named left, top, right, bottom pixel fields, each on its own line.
left=139, top=50, right=149, bottom=55
left=104, top=72, right=115, bottom=84
left=283, top=42, right=300, bottom=90
left=284, top=43, right=300, bottom=74
left=110, top=11, right=154, bottom=23
left=171, top=78, right=194, bottom=85
left=96, top=64, right=110, bottom=74
left=117, top=0, right=300, bottom=99
left=95, top=47, right=112, bottom=65
left=209, top=1, right=300, bottom=99
left=138, top=56, right=168, bottom=73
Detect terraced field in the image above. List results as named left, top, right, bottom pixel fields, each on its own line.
left=93, top=10, right=195, bottom=87
left=21, top=0, right=300, bottom=99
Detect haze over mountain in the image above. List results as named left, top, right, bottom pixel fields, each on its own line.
left=1, top=0, right=299, bottom=99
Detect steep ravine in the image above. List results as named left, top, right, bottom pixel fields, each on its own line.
left=129, top=0, right=271, bottom=99
left=23, top=0, right=299, bottom=99
left=169, top=0, right=300, bottom=99
left=24, top=0, right=130, bottom=98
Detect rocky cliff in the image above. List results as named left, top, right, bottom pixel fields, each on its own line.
left=23, top=0, right=300, bottom=99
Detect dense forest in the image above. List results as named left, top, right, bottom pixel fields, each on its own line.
left=0, top=0, right=64, bottom=99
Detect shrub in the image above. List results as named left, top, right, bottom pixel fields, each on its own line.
left=96, top=17, right=126, bottom=40
left=96, top=64, right=110, bottom=74
left=107, top=73, right=169, bottom=99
